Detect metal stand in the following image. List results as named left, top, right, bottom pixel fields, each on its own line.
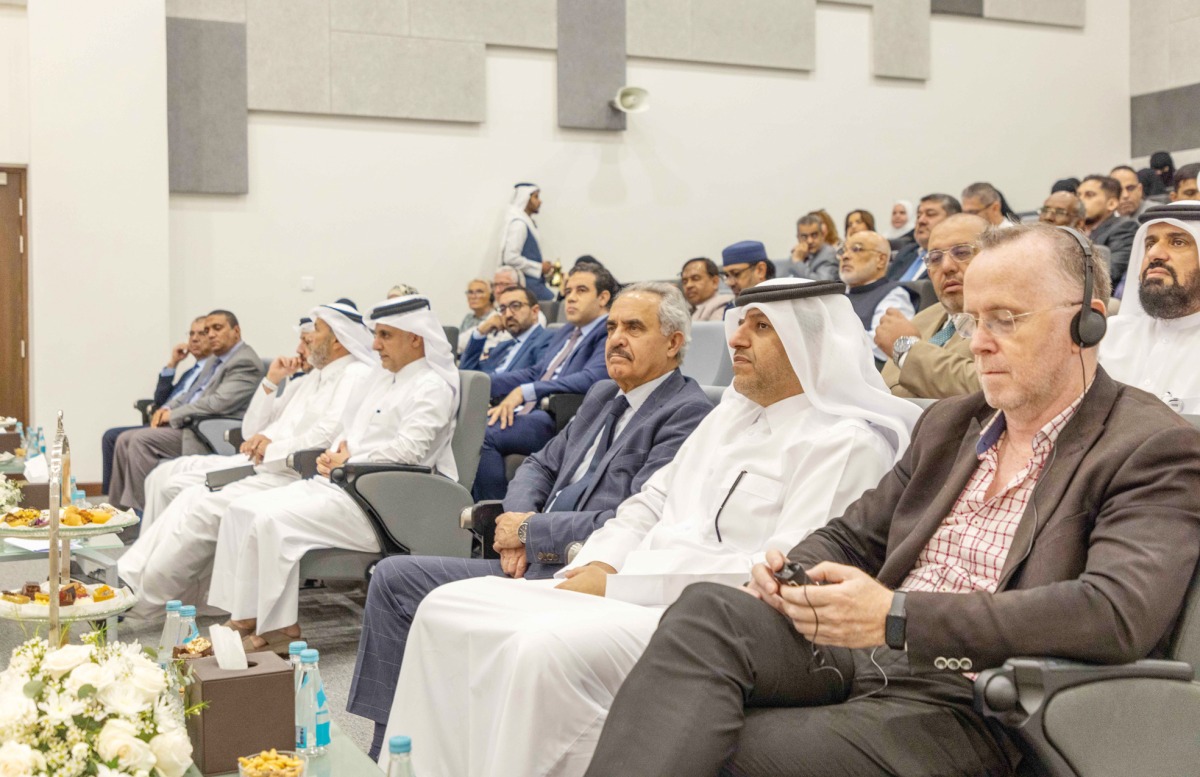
left=47, top=412, right=69, bottom=642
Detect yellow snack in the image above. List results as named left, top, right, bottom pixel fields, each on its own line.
left=84, top=509, right=113, bottom=524
left=1, top=593, right=30, bottom=605
left=237, top=749, right=304, bottom=777
left=92, top=585, right=116, bottom=603
left=33, top=592, right=49, bottom=604
left=3, top=509, right=39, bottom=527
left=61, top=507, right=84, bottom=527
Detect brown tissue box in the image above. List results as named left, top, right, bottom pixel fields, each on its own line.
left=185, top=651, right=296, bottom=775
left=0, top=432, right=18, bottom=453
left=20, top=483, right=48, bottom=510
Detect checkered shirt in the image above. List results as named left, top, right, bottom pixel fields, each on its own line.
left=898, top=393, right=1085, bottom=595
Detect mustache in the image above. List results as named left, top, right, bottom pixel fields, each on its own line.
left=608, top=348, right=633, bottom=361
left=1142, top=259, right=1179, bottom=284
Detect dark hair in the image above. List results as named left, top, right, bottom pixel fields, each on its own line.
left=568, top=264, right=620, bottom=307
left=498, top=285, right=538, bottom=308
left=760, top=259, right=777, bottom=280
left=681, top=257, right=720, bottom=278
left=1137, top=167, right=1159, bottom=194
left=1150, top=151, right=1175, bottom=172
left=843, top=209, right=875, bottom=232
left=1081, top=174, right=1121, bottom=200
left=1051, top=177, right=1081, bottom=194
left=1110, top=165, right=1137, bottom=177
left=1173, top=163, right=1200, bottom=189
left=919, top=193, right=962, bottom=216
left=335, top=297, right=357, bottom=309
left=207, top=309, right=239, bottom=328
left=796, top=213, right=823, bottom=229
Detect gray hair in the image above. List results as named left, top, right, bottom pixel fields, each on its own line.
left=388, top=283, right=420, bottom=298
left=981, top=224, right=1113, bottom=302
left=494, top=266, right=524, bottom=287
left=962, top=182, right=1000, bottom=206
left=616, top=281, right=693, bottom=363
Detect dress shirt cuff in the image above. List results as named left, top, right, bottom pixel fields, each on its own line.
left=521, top=383, right=537, bottom=403
left=161, top=366, right=176, bottom=378
left=471, top=328, right=487, bottom=341
left=897, top=352, right=909, bottom=369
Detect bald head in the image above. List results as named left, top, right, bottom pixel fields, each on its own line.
left=838, top=230, right=892, bottom=287
left=1040, top=191, right=1085, bottom=228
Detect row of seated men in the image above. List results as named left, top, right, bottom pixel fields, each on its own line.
left=104, top=206, right=1200, bottom=774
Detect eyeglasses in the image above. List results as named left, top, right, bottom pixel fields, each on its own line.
left=496, top=302, right=529, bottom=314
left=1038, top=206, right=1072, bottom=219
left=465, top=289, right=490, bottom=296
left=836, top=244, right=887, bottom=259
left=719, top=265, right=754, bottom=280
left=924, top=243, right=979, bottom=269
left=950, top=302, right=1081, bottom=339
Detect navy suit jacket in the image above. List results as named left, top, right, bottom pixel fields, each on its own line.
left=488, top=316, right=609, bottom=401
left=153, top=362, right=202, bottom=407
left=503, top=370, right=714, bottom=575
left=886, top=240, right=923, bottom=282
left=459, top=325, right=554, bottom=374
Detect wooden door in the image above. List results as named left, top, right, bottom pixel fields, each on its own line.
left=0, top=168, right=28, bottom=422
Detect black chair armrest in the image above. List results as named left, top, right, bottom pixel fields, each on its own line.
left=459, top=501, right=504, bottom=560
left=541, top=393, right=586, bottom=433
left=330, top=462, right=434, bottom=485
left=226, top=428, right=245, bottom=448
left=287, top=448, right=326, bottom=479
left=135, top=399, right=155, bottom=425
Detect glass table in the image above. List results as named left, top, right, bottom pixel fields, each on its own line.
left=188, top=722, right=384, bottom=776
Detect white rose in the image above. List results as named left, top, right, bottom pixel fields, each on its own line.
left=97, top=719, right=156, bottom=773
left=97, top=682, right=154, bottom=717
left=0, top=740, right=46, bottom=777
left=40, top=644, right=94, bottom=680
left=148, top=730, right=193, bottom=777
left=63, top=661, right=112, bottom=698
left=128, top=664, right=167, bottom=703
left=0, top=691, right=37, bottom=732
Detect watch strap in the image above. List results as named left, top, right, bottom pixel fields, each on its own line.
left=885, top=590, right=908, bottom=650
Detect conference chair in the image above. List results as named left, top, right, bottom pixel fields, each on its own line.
left=142, top=357, right=275, bottom=454
left=539, top=300, right=560, bottom=323
left=680, top=321, right=733, bottom=386
left=292, top=370, right=490, bottom=582
left=443, top=326, right=459, bottom=358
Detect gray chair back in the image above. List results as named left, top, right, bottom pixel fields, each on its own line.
left=1170, top=561, right=1200, bottom=677
left=539, top=300, right=560, bottom=323
left=452, top=370, right=490, bottom=492
left=701, top=385, right=726, bottom=405
left=680, top=321, right=733, bottom=386
left=443, top=326, right=460, bottom=357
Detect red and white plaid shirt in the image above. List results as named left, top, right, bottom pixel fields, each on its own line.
left=899, top=393, right=1085, bottom=595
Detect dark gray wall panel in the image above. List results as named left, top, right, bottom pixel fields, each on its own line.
left=557, top=0, right=626, bottom=131
left=931, top=0, right=981, bottom=16
left=167, top=18, right=248, bottom=194
left=1132, top=84, right=1200, bottom=157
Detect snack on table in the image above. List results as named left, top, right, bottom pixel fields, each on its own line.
left=3, top=509, right=40, bottom=527
left=83, top=509, right=112, bottom=524
left=92, top=585, right=116, bottom=603
left=172, top=637, right=214, bottom=660
left=33, top=592, right=49, bottom=604
left=22, top=582, right=40, bottom=598
left=57, top=586, right=76, bottom=606
left=238, top=749, right=305, bottom=777
left=1, top=593, right=29, bottom=605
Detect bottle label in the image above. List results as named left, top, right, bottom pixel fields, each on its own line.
left=315, top=685, right=331, bottom=747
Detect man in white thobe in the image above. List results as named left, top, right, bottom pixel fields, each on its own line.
left=208, top=296, right=460, bottom=651
left=1100, top=202, right=1200, bottom=412
left=499, top=182, right=554, bottom=300
left=119, top=303, right=378, bottom=616
left=383, top=278, right=922, bottom=777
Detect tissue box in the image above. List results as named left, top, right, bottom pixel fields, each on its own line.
left=185, top=651, right=295, bottom=775
left=0, top=432, right=18, bottom=453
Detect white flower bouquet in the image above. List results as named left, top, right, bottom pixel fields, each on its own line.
left=0, top=473, right=21, bottom=512
left=0, top=632, right=196, bottom=777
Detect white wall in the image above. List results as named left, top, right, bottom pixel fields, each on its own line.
left=0, top=4, right=29, bottom=165
left=170, top=1, right=1131, bottom=362
left=27, top=0, right=170, bottom=480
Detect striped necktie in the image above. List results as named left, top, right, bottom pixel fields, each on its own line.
left=929, top=319, right=956, bottom=347
left=520, top=327, right=581, bottom=413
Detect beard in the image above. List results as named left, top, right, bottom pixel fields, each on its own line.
left=1139, top=261, right=1200, bottom=319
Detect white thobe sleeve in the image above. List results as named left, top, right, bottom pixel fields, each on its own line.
left=261, top=369, right=367, bottom=462
left=870, top=288, right=916, bottom=362
left=501, top=220, right=543, bottom=277
left=349, top=375, right=456, bottom=465
left=241, top=379, right=286, bottom=438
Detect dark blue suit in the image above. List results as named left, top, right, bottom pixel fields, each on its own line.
left=346, top=371, right=713, bottom=754
left=101, top=362, right=201, bottom=493
left=458, top=325, right=554, bottom=374
left=474, top=317, right=610, bottom=500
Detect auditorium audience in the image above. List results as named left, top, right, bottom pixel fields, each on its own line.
left=500, top=182, right=553, bottom=300
left=809, top=209, right=840, bottom=246
left=208, top=296, right=459, bottom=651
left=1039, top=191, right=1114, bottom=273
left=583, top=223, right=1200, bottom=777
left=887, top=193, right=962, bottom=281
left=877, top=214, right=987, bottom=398
left=101, top=316, right=211, bottom=493
left=1077, top=174, right=1137, bottom=287
left=838, top=230, right=917, bottom=365
left=347, top=282, right=714, bottom=758
left=779, top=214, right=838, bottom=281
left=844, top=209, right=874, bottom=237
left=457, top=278, right=495, bottom=352
left=473, top=265, right=616, bottom=500
left=1051, top=177, right=1081, bottom=194
left=1100, top=202, right=1200, bottom=411
left=109, top=310, right=264, bottom=512
left=960, top=181, right=1019, bottom=228
left=120, top=302, right=377, bottom=614
left=380, top=278, right=921, bottom=775
left=679, top=257, right=733, bottom=320
left=459, top=286, right=553, bottom=374
left=721, top=240, right=776, bottom=295
left=1111, top=164, right=1150, bottom=218
left=1170, top=162, right=1200, bottom=202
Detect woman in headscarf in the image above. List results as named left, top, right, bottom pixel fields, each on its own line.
left=887, top=199, right=915, bottom=245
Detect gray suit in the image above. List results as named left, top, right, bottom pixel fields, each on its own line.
left=1089, top=213, right=1138, bottom=287
left=346, top=370, right=713, bottom=751
left=776, top=244, right=839, bottom=282
left=108, top=342, right=264, bottom=510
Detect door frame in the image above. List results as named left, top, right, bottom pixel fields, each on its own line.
left=0, top=165, right=29, bottom=424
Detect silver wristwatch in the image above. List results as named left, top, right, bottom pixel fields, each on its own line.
left=516, top=519, right=530, bottom=544
left=892, top=336, right=919, bottom=359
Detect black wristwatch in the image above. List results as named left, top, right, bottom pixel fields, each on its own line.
left=516, top=519, right=530, bottom=544
left=885, top=591, right=907, bottom=650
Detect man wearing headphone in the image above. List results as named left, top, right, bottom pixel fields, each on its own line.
left=458, top=278, right=496, bottom=352
left=582, top=224, right=1200, bottom=777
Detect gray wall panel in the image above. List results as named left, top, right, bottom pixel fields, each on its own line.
left=331, top=33, right=485, bottom=122
left=873, top=0, right=930, bottom=80
left=480, top=0, right=556, bottom=49
left=557, top=0, right=626, bottom=130
left=330, top=0, right=409, bottom=36
left=166, top=0, right=245, bottom=22
left=1131, top=84, right=1200, bottom=158
left=411, top=0, right=482, bottom=41
left=246, top=0, right=331, bottom=114
left=931, top=0, right=981, bottom=16
left=1130, top=0, right=1169, bottom=95
left=982, top=0, right=1084, bottom=28
left=690, top=0, right=814, bottom=71
left=167, top=18, right=248, bottom=194
left=627, top=0, right=691, bottom=61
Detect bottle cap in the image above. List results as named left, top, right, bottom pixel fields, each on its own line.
left=288, top=641, right=308, bottom=656
left=389, top=736, right=412, bottom=754
left=165, top=601, right=182, bottom=612
left=180, top=605, right=197, bottom=617
left=300, top=648, right=319, bottom=664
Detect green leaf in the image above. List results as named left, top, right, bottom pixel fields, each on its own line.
left=22, top=679, right=44, bottom=699
left=77, top=683, right=96, bottom=699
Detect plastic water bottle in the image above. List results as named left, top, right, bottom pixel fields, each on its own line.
left=295, top=649, right=330, bottom=756
left=386, top=736, right=415, bottom=777
left=288, top=641, right=308, bottom=691
left=176, top=605, right=199, bottom=647
left=156, top=601, right=183, bottom=667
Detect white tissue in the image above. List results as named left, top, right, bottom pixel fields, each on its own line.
left=209, top=625, right=248, bottom=670
left=22, top=455, right=48, bottom=484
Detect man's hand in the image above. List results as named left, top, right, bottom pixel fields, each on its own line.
left=542, top=260, right=553, bottom=276
left=743, top=549, right=789, bottom=604
left=486, top=388, right=526, bottom=430
left=316, top=441, right=350, bottom=478
left=478, top=311, right=504, bottom=335
left=874, top=308, right=922, bottom=360
left=500, top=547, right=529, bottom=579
left=790, top=243, right=807, bottom=262
left=168, top=343, right=188, bottom=369
left=240, top=433, right=272, bottom=464
left=555, top=562, right=617, bottom=597
left=151, top=407, right=172, bottom=428
left=266, top=356, right=300, bottom=386
left=493, top=512, right=534, bottom=551
left=776, top=562, right=893, bottom=649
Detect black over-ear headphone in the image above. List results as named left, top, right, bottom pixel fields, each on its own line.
left=1056, top=226, right=1107, bottom=348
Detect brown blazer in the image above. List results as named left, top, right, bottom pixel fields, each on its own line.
left=789, top=369, right=1200, bottom=673
left=880, top=302, right=980, bottom=399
